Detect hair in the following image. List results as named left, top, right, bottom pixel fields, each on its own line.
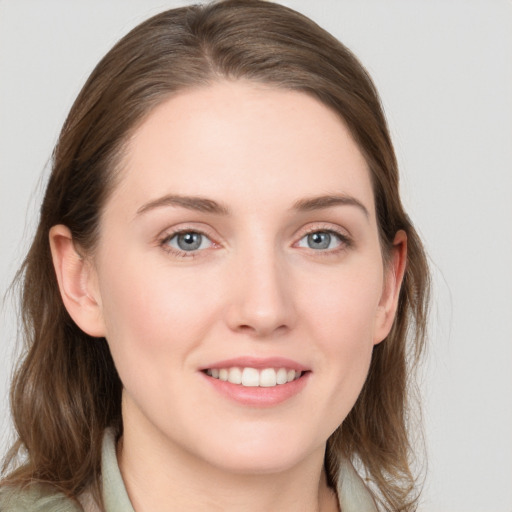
left=1, top=1, right=430, bottom=510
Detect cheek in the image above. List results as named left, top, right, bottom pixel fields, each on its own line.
left=300, top=261, right=383, bottom=413
left=95, top=261, right=218, bottom=428
left=96, top=255, right=223, bottom=371
left=303, top=259, right=383, bottom=344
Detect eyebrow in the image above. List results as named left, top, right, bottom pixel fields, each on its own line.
left=135, top=193, right=369, bottom=218
left=136, top=194, right=231, bottom=216
left=292, top=194, right=369, bottom=218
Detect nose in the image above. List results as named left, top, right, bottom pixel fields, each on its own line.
left=225, top=248, right=297, bottom=338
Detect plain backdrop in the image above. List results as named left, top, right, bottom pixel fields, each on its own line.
left=1, top=1, right=511, bottom=511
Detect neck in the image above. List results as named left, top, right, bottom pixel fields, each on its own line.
left=118, top=419, right=339, bottom=512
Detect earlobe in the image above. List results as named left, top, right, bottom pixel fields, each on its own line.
left=49, top=225, right=106, bottom=337
left=374, top=230, right=407, bottom=345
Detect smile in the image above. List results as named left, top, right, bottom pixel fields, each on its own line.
left=205, top=367, right=302, bottom=387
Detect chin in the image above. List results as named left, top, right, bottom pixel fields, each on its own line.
left=210, top=449, right=309, bottom=476
left=193, top=426, right=326, bottom=476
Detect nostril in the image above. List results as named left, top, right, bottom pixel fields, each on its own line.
left=234, top=322, right=289, bottom=337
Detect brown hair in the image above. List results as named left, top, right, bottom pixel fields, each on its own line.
left=2, top=1, right=430, bottom=510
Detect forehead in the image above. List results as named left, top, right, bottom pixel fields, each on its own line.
left=110, top=81, right=375, bottom=218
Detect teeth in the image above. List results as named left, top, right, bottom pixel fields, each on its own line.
left=260, top=368, right=276, bottom=387
left=206, top=367, right=302, bottom=387
left=276, top=368, right=288, bottom=385
left=242, top=367, right=259, bottom=387
left=228, top=367, right=242, bottom=385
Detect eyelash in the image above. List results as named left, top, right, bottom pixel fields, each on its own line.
left=158, top=225, right=352, bottom=258
left=159, top=228, right=216, bottom=258
left=296, top=226, right=352, bottom=255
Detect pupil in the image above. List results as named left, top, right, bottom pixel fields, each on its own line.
left=178, top=232, right=201, bottom=250
left=308, top=232, right=330, bottom=249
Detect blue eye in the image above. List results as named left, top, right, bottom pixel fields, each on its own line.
left=297, top=231, right=343, bottom=250
left=165, top=232, right=212, bottom=252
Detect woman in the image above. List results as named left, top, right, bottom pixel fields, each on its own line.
left=0, top=1, right=429, bottom=511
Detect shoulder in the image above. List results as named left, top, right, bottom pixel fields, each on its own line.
left=0, top=484, right=82, bottom=512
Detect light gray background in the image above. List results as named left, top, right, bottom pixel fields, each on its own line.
left=1, top=1, right=511, bottom=511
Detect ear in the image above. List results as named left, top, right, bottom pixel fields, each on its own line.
left=373, top=230, right=407, bottom=345
left=49, top=225, right=106, bottom=337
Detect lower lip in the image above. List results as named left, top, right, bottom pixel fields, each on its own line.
left=201, top=372, right=310, bottom=407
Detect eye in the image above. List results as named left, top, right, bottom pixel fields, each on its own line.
left=164, top=231, right=213, bottom=252
left=296, top=230, right=345, bottom=250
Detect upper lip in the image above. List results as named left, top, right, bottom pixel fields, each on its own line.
left=201, top=356, right=309, bottom=372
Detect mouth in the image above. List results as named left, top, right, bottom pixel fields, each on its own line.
left=202, top=367, right=304, bottom=388
left=200, top=357, right=310, bottom=406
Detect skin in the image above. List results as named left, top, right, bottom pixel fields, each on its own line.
left=50, top=81, right=406, bottom=512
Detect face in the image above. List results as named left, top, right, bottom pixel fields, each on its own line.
left=74, top=81, right=402, bottom=474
